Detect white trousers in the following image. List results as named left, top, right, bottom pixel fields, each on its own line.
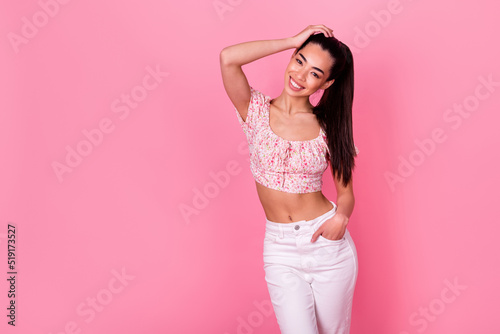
left=263, top=201, right=358, bottom=334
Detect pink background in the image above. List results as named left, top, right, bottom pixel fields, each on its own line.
left=1, top=0, right=499, bottom=333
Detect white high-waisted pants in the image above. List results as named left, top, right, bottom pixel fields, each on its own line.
left=263, top=200, right=358, bottom=334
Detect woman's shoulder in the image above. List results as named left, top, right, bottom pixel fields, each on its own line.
left=249, top=86, right=271, bottom=107
left=247, top=86, right=272, bottom=121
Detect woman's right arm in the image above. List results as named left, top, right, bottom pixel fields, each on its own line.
left=219, top=25, right=334, bottom=122
left=219, top=38, right=296, bottom=122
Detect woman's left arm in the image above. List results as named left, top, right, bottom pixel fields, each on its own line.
left=333, top=176, right=355, bottom=226
left=310, top=173, right=354, bottom=242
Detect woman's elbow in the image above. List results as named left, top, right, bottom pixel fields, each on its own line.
left=220, top=47, right=232, bottom=66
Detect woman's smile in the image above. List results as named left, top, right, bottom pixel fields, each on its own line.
left=289, top=76, right=305, bottom=90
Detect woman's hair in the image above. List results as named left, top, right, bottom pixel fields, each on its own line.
left=294, top=33, right=356, bottom=187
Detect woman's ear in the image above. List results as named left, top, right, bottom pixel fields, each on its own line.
left=321, top=79, right=335, bottom=90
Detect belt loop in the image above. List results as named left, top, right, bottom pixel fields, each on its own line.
left=279, top=224, right=284, bottom=238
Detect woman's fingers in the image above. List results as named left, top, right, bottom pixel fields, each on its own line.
left=291, top=25, right=335, bottom=48
left=310, top=226, right=324, bottom=243
left=311, top=24, right=334, bottom=37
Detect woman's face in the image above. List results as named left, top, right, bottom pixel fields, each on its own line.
left=284, top=42, right=335, bottom=97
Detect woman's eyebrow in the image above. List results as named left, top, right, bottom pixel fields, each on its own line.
left=298, top=53, right=325, bottom=74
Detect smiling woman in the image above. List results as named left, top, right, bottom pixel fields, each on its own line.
left=220, top=24, right=360, bottom=334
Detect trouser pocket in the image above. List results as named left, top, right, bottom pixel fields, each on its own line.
left=318, top=233, right=346, bottom=244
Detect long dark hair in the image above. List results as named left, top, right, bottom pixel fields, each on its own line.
left=294, top=33, right=356, bottom=187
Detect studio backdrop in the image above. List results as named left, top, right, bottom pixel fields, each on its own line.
left=1, top=0, right=499, bottom=333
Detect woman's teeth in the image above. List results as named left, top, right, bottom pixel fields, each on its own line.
left=290, top=77, right=304, bottom=89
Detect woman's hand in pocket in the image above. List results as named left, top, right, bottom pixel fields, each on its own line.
left=310, top=213, right=348, bottom=243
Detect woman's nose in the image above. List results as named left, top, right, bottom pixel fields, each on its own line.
left=296, top=68, right=307, bottom=81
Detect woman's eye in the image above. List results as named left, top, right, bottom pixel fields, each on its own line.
left=296, top=59, right=302, bottom=64
left=312, top=73, right=319, bottom=78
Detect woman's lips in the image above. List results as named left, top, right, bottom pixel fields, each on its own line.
left=289, top=76, right=305, bottom=90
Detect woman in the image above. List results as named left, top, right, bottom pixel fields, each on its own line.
left=220, top=24, right=359, bottom=334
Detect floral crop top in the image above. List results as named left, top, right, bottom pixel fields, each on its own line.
left=234, top=86, right=359, bottom=194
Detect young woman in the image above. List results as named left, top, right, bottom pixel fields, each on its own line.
left=220, top=25, right=359, bottom=334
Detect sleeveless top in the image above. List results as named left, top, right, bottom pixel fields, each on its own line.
left=234, top=86, right=359, bottom=194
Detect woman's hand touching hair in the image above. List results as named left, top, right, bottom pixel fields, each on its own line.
left=290, top=25, right=335, bottom=48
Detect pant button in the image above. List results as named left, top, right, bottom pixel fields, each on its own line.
left=294, top=225, right=300, bottom=230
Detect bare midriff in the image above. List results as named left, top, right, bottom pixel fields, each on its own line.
left=255, top=181, right=334, bottom=224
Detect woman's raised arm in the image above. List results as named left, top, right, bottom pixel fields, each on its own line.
left=219, top=37, right=296, bottom=121
left=219, top=25, right=334, bottom=121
